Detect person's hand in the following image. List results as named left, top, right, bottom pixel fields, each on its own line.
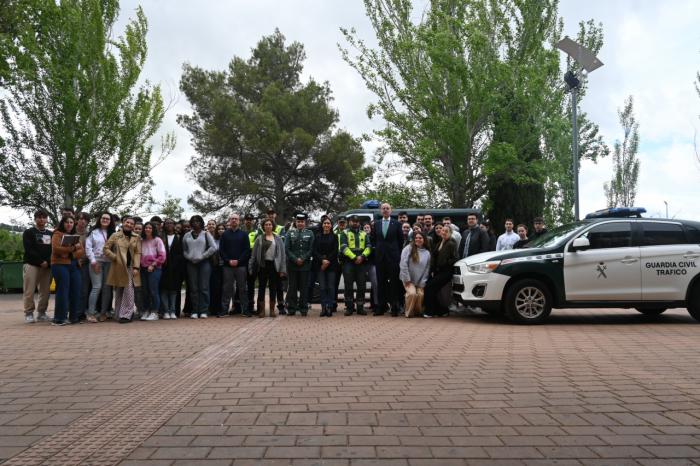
left=280, top=272, right=287, bottom=278
left=295, top=258, right=303, bottom=266
left=92, top=262, right=101, bottom=274
left=322, top=259, right=330, bottom=268
left=354, top=256, right=363, bottom=265
left=132, top=268, right=139, bottom=278
left=148, top=265, right=154, bottom=273
left=40, top=261, right=48, bottom=269
left=230, top=259, right=238, bottom=267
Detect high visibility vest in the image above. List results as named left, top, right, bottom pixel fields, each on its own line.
left=341, top=230, right=370, bottom=260
left=248, top=231, right=257, bottom=249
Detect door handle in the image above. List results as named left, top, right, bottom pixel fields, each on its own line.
left=620, top=257, right=638, bottom=264
left=683, top=253, right=700, bottom=259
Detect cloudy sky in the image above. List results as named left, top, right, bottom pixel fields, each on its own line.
left=2, top=0, right=699, bottom=224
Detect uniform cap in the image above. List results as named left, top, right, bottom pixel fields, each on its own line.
left=244, top=213, right=255, bottom=220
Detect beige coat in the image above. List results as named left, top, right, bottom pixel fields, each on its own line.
left=103, top=231, right=142, bottom=287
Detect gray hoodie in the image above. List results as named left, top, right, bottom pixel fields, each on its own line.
left=182, top=231, right=217, bottom=263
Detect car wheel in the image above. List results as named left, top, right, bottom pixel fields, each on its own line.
left=687, top=283, right=700, bottom=322
left=504, top=279, right=552, bottom=324
left=635, top=308, right=667, bottom=316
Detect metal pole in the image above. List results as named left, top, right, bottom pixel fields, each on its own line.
left=571, top=86, right=579, bottom=221
left=664, top=201, right=668, bottom=218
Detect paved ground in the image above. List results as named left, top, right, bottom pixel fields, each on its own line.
left=1, top=295, right=700, bottom=465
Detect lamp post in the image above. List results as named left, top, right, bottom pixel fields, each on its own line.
left=664, top=200, right=668, bottom=218
left=556, top=37, right=603, bottom=220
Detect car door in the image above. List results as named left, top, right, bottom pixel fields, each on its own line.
left=564, top=221, right=641, bottom=301
left=640, top=221, right=700, bottom=300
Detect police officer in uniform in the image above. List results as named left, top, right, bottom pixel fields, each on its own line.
left=284, top=213, right=314, bottom=316
left=340, top=215, right=372, bottom=316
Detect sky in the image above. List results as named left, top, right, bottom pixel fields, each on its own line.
left=2, top=0, right=699, bottom=225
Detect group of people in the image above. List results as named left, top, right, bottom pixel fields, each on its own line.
left=21, top=204, right=548, bottom=325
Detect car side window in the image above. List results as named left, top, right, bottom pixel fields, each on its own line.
left=684, top=225, right=700, bottom=244
left=582, top=222, right=632, bottom=249
left=640, top=222, right=686, bottom=246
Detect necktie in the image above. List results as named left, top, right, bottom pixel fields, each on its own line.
left=383, top=219, right=388, bottom=237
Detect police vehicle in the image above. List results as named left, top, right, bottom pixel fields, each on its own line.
left=452, top=208, right=700, bottom=323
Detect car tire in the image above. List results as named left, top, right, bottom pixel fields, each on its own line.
left=504, top=279, right=552, bottom=324
left=687, top=283, right=700, bottom=322
left=635, top=308, right=667, bottom=316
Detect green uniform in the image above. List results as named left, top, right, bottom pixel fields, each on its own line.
left=284, top=227, right=314, bottom=314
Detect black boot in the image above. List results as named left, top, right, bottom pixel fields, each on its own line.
left=320, top=305, right=328, bottom=317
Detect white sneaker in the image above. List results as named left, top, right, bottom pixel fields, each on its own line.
left=25, top=314, right=35, bottom=324
left=139, top=313, right=148, bottom=321
left=144, top=312, right=158, bottom=321
left=170, top=313, right=177, bottom=320
left=163, top=313, right=171, bottom=320
left=36, top=313, right=51, bottom=322
left=200, top=313, right=208, bottom=319
left=190, top=314, right=198, bottom=319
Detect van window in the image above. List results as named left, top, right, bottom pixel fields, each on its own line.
left=685, top=225, right=700, bottom=244
left=640, top=222, right=686, bottom=247
left=583, top=222, right=632, bottom=249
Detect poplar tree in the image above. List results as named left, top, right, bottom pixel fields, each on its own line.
left=604, top=96, right=640, bottom=208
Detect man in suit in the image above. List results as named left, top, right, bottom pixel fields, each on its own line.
left=372, top=202, right=404, bottom=316
left=458, top=213, right=491, bottom=259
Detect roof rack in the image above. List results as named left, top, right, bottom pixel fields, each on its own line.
left=585, top=207, right=647, bottom=219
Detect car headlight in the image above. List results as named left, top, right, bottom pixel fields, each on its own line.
left=467, top=260, right=501, bottom=274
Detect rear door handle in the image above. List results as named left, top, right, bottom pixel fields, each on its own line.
left=620, top=257, right=638, bottom=264
left=683, top=253, right=700, bottom=259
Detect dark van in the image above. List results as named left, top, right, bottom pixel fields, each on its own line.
left=336, top=208, right=481, bottom=228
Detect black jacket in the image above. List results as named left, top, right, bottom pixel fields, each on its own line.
left=313, top=231, right=339, bottom=269
left=23, top=227, right=53, bottom=266
left=160, top=233, right=184, bottom=291
left=457, top=226, right=491, bottom=259
left=372, top=218, right=404, bottom=263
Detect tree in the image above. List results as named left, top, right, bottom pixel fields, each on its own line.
left=604, top=96, right=640, bottom=208
left=0, top=230, right=23, bottom=261
left=158, top=191, right=185, bottom=221
left=178, top=30, right=371, bottom=221
left=342, top=1, right=608, bottom=226
left=0, top=0, right=172, bottom=225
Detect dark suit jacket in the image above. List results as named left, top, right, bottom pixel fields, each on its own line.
left=457, top=226, right=491, bottom=259
left=372, top=218, right=404, bottom=263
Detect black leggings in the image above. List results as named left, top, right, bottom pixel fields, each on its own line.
left=423, top=269, right=453, bottom=315
left=257, top=260, right=279, bottom=301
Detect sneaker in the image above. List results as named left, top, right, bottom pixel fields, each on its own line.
left=169, top=313, right=177, bottom=320
left=86, top=315, right=98, bottom=323
left=25, top=314, right=35, bottom=324
left=118, top=317, right=130, bottom=324
left=163, top=313, right=171, bottom=320
left=144, top=312, right=158, bottom=321
left=51, top=320, right=67, bottom=326
left=36, top=313, right=51, bottom=322
left=423, top=313, right=434, bottom=318
left=98, top=314, right=107, bottom=322
left=190, top=314, right=198, bottom=319
left=139, top=313, right=148, bottom=321
left=200, top=313, right=208, bottom=319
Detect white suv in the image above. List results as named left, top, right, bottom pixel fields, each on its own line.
left=453, top=216, right=700, bottom=323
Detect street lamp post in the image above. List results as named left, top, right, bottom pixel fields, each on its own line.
left=664, top=200, right=668, bottom=218
left=556, top=37, right=603, bottom=220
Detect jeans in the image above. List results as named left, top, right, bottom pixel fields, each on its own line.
left=257, top=261, right=278, bottom=302
left=186, top=260, right=211, bottom=315
left=318, top=268, right=336, bottom=308
left=51, top=261, right=81, bottom=323
left=222, top=266, right=248, bottom=314
left=78, top=262, right=90, bottom=319
left=87, top=261, right=112, bottom=316
left=160, top=290, right=178, bottom=313
left=140, top=267, right=162, bottom=312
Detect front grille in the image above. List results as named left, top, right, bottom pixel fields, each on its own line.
left=453, top=266, right=461, bottom=275
left=453, top=283, right=465, bottom=292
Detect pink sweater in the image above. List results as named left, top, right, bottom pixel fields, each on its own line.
left=140, top=237, right=166, bottom=268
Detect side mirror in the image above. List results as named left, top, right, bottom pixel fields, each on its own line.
left=571, top=237, right=590, bottom=251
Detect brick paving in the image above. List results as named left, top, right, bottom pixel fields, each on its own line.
left=1, top=295, right=700, bottom=465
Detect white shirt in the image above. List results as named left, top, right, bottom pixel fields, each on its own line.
left=496, top=231, right=519, bottom=251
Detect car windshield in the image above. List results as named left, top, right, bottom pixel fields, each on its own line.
left=527, top=222, right=587, bottom=248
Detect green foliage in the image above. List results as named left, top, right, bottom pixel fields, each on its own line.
left=604, top=96, right=640, bottom=208
left=158, top=192, right=185, bottom=221
left=346, top=177, right=439, bottom=211
left=342, top=1, right=609, bottom=226
left=0, top=230, right=23, bottom=261
left=179, top=30, right=371, bottom=220
left=0, top=0, right=172, bottom=225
